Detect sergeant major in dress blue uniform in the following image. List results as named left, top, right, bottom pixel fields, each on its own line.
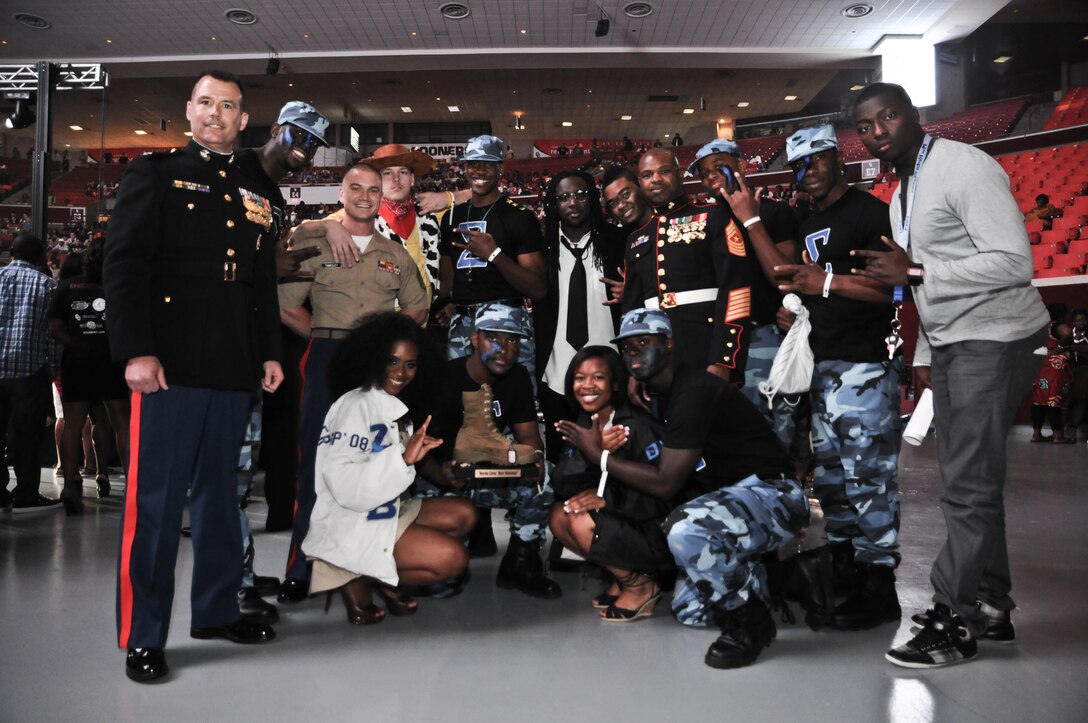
left=620, top=149, right=754, bottom=383
left=104, top=71, right=285, bottom=684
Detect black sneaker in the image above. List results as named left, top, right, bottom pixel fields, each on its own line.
left=910, top=600, right=1015, bottom=643
left=886, top=604, right=977, bottom=669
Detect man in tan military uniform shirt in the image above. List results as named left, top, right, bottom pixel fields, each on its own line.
left=275, top=163, right=428, bottom=594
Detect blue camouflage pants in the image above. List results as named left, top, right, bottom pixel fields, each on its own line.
left=810, top=358, right=903, bottom=568
left=666, top=474, right=809, bottom=627
left=415, top=465, right=554, bottom=544
left=738, top=323, right=800, bottom=449
left=448, top=306, right=537, bottom=392
left=236, top=393, right=262, bottom=589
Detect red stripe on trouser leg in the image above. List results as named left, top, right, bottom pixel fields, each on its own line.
left=117, top=390, right=143, bottom=649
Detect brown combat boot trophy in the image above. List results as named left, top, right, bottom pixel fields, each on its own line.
left=453, top=384, right=536, bottom=466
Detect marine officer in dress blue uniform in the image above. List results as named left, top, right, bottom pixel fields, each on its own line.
left=104, top=70, right=285, bottom=684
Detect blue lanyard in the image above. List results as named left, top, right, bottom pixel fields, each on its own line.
left=892, top=134, right=933, bottom=303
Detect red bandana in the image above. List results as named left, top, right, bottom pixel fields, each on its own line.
left=381, top=198, right=416, bottom=240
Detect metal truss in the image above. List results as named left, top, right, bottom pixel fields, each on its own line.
left=0, top=63, right=108, bottom=91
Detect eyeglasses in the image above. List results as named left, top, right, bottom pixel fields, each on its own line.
left=556, top=189, right=591, bottom=203
left=284, top=125, right=321, bottom=150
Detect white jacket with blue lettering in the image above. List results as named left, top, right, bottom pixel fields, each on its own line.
left=301, top=387, right=415, bottom=586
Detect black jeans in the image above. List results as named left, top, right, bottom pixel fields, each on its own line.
left=0, top=367, right=53, bottom=502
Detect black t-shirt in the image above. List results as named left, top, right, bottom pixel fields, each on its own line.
left=428, top=356, right=537, bottom=460
left=48, top=275, right=111, bottom=358
left=750, top=198, right=800, bottom=323
left=661, top=366, right=788, bottom=496
left=439, top=196, right=542, bottom=304
left=799, top=188, right=894, bottom=362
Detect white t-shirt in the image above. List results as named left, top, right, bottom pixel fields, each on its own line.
left=352, top=234, right=375, bottom=254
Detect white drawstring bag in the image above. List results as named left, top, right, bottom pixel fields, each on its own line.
left=758, top=293, right=813, bottom=409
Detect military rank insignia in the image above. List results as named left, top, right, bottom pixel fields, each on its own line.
left=630, top=234, right=650, bottom=249
left=378, top=260, right=401, bottom=274
left=665, top=213, right=707, bottom=244
left=173, top=180, right=210, bottom=192
left=725, top=219, right=748, bottom=257
left=239, top=188, right=273, bottom=230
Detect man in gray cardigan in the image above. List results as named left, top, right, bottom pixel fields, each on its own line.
left=851, top=82, right=1049, bottom=669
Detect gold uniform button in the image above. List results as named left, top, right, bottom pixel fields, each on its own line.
left=658, top=254, right=665, bottom=261
left=657, top=268, right=665, bottom=276
left=226, top=220, right=235, bottom=228
left=227, top=248, right=236, bottom=257
left=659, top=283, right=667, bottom=290
left=657, top=240, right=664, bottom=248
left=219, top=170, right=227, bottom=178
left=164, top=296, right=172, bottom=303
left=224, top=194, right=232, bottom=202
left=186, top=203, right=195, bottom=210
left=727, top=342, right=734, bottom=348
left=730, top=328, right=737, bottom=334
left=707, top=317, right=713, bottom=323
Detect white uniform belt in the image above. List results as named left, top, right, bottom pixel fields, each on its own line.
left=643, top=287, right=717, bottom=310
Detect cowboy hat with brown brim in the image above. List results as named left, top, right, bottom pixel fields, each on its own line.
left=362, top=144, right=434, bottom=177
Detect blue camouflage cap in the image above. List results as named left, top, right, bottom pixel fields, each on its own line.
left=474, top=303, right=528, bottom=337
left=611, top=308, right=673, bottom=344
left=785, top=124, right=838, bottom=164
left=686, top=139, right=741, bottom=176
left=277, top=101, right=331, bottom=146
left=461, top=135, right=505, bottom=163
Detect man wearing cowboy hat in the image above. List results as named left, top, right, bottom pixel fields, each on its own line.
left=297, top=144, right=471, bottom=305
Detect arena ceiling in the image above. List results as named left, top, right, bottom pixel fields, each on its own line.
left=0, top=0, right=1082, bottom=151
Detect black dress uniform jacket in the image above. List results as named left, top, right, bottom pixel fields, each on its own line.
left=104, top=140, right=283, bottom=390
left=621, top=195, right=753, bottom=377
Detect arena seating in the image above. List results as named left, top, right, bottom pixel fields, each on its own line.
left=1043, top=86, right=1088, bottom=131
left=866, top=142, right=1088, bottom=281
left=838, top=97, right=1027, bottom=162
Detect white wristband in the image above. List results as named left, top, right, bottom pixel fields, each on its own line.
left=822, top=271, right=834, bottom=298
left=599, top=449, right=610, bottom=473
left=487, top=247, right=502, bottom=263
left=742, top=215, right=762, bottom=229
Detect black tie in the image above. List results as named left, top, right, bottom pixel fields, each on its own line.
left=562, top=237, right=589, bottom=349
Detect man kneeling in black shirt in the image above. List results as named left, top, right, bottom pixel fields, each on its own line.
left=557, top=309, right=808, bottom=668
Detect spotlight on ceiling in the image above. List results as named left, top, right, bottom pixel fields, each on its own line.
left=4, top=93, right=35, bottom=130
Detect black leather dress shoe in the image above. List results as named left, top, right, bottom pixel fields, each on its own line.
left=238, top=588, right=280, bottom=622
left=191, top=619, right=276, bottom=644
left=277, top=577, right=309, bottom=603
left=252, top=574, right=281, bottom=597
left=126, top=648, right=168, bottom=683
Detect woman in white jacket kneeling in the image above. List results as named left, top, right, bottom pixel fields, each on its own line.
left=303, top=312, right=475, bottom=624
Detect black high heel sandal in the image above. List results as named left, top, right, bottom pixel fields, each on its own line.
left=599, top=571, right=660, bottom=623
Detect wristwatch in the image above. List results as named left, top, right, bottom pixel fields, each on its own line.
left=906, top=263, right=924, bottom=286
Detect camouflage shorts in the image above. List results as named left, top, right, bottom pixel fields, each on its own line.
left=810, top=358, right=903, bottom=567
left=665, top=474, right=808, bottom=627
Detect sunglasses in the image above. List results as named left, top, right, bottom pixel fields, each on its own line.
left=556, top=189, right=591, bottom=203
